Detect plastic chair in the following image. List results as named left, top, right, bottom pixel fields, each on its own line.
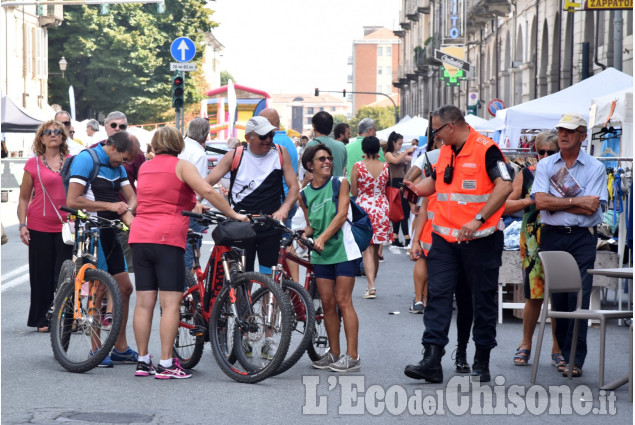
left=530, top=251, right=633, bottom=387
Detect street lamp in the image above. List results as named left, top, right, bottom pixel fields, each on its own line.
left=58, top=57, right=67, bottom=78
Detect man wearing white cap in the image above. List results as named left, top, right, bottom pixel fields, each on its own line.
left=530, top=112, right=607, bottom=378
left=206, top=116, right=299, bottom=273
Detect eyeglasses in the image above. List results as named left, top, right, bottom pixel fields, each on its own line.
left=431, top=122, right=451, bottom=137
left=315, top=155, right=333, bottom=163
left=62, top=121, right=71, bottom=127
left=109, top=122, right=128, bottom=130
left=258, top=131, right=274, bottom=141
left=42, top=129, right=63, bottom=136
left=118, top=151, right=130, bottom=164
left=537, top=149, right=557, bottom=156
left=556, top=127, right=585, bottom=135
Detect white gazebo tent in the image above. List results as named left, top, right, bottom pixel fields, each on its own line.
left=376, top=116, right=429, bottom=142
left=496, top=68, right=633, bottom=147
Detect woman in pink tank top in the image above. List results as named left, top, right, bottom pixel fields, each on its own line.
left=129, top=126, right=247, bottom=379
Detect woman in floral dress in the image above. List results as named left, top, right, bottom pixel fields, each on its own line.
left=350, top=136, right=391, bottom=299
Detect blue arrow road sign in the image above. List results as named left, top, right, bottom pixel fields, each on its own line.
left=170, top=37, right=196, bottom=63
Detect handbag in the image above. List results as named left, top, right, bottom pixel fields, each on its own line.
left=211, top=221, right=256, bottom=247
left=386, top=180, right=404, bottom=222
left=37, top=157, right=74, bottom=245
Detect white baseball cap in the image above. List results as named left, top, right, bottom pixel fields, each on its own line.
left=245, top=116, right=276, bottom=136
left=556, top=113, right=587, bottom=130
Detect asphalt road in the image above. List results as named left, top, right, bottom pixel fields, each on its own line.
left=1, top=201, right=632, bottom=424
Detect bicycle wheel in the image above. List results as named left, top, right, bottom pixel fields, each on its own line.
left=209, top=272, right=293, bottom=383
left=306, top=277, right=331, bottom=361
left=251, top=278, right=315, bottom=375
left=47, top=259, right=75, bottom=324
left=50, top=268, right=123, bottom=373
left=173, top=270, right=205, bottom=369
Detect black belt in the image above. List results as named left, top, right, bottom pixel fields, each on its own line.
left=542, top=224, right=596, bottom=234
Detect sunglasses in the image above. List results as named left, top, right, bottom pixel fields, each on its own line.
left=69, top=131, right=75, bottom=136
left=62, top=121, right=71, bottom=127
left=556, top=127, right=585, bottom=135
left=315, top=155, right=333, bottom=163
left=258, top=131, right=274, bottom=141
left=431, top=122, right=451, bottom=137
left=537, top=149, right=557, bottom=156
left=42, top=129, right=63, bottom=136
left=109, top=122, right=128, bottom=130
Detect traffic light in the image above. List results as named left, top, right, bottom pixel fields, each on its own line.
left=172, top=73, right=184, bottom=109
left=342, top=89, right=346, bottom=97
left=314, top=88, right=319, bottom=96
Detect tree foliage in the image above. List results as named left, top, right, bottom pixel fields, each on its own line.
left=220, top=70, right=235, bottom=87
left=348, top=106, right=398, bottom=136
left=48, top=0, right=217, bottom=124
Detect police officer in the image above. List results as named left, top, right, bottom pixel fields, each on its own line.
left=403, top=105, right=512, bottom=383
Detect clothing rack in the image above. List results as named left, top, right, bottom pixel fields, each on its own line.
left=594, top=157, right=633, bottom=162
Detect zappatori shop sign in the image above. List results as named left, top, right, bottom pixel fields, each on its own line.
left=585, top=0, right=633, bottom=9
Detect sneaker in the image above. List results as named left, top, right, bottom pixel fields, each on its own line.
left=135, top=356, right=156, bottom=377
left=155, top=359, right=192, bottom=379
left=110, top=346, right=139, bottom=363
left=260, top=339, right=276, bottom=360
left=90, top=349, right=113, bottom=368
left=409, top=301, right=424, bottom=314
left=329, top=354, right=361, bottom=372
left=378, top=255, right=384, bottom=262
left=312, top=351, right=340, bottom=370
left=391, top=240, right=404, bottom=248
left=242, top=339, right=253, bottom=358
left=101, top=312, right=113, bottom=330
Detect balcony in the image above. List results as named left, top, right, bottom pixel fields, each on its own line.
left=399, top=9, right=411, bottom=30
left=415, top=48, right=429, bottom=75
left=393, top=29, right=406, bottom=38
left=465, top=0, right=510, bottom=35
left=421, top=37, right=441, bottom=66
left=418, top=0, right=430, bottom=14
left=38, top=4, right=63, bottom=28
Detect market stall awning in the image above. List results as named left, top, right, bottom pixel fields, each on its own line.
left=1, top=96, right=44, bottom=133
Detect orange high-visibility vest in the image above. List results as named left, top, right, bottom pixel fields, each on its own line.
left=432, top=128, right=505, bottom=243
left=419, top=194, right=437, bottom=256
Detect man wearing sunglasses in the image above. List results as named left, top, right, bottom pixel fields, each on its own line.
left=403, top=105, right=512, bottom=384
left=90, top=112, right=146, bottom=273
left=206, top=116, right=299, bottom=274
left=530, top=113, right=607, bottom=378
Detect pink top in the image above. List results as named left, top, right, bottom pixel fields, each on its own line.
left=24, top=156, right=69, bottom=233
left=129, top=155, right=196, bottom=250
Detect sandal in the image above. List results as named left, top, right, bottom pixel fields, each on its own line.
left=362, top=288, right=376, bottom=299
left=551, top=353, right=566, bottom=369
left=513, top=348, right=531, bottom=366
left=557, top=362, right=567, bottom=373
left=562, top=364, right=583, bottom=378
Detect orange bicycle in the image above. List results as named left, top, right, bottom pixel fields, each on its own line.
left=50, top=207, right=124, bottom=373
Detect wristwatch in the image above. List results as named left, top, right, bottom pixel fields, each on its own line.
left=475, top=213, right=486, bottom=223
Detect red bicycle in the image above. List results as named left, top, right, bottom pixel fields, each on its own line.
left=173, top=210, right=294, bottom=384
left=259, top=216, right=329, bottom=363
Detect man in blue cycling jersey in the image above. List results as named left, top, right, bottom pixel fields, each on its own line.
left=66, top=129, right=140, bottom=368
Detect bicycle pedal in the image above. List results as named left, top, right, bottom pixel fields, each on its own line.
left=190, top=326, right=206, bottom=337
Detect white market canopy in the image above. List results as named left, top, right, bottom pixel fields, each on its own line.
left=464, top=114, right=504, bottom=132
left=590, top=86, right=634, bottom=159
left=376, top=116, right=428, bottom=142
left=497, top=67, right=633, bottom=147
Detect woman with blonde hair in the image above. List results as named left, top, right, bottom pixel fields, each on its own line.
left=130, top=126, right=247, bottom=379
left=17, top=120, right=73, bottom=332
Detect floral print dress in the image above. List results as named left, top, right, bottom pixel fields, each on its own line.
left=355, top=161, right=392, bottom=245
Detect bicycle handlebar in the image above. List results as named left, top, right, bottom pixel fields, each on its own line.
left=59, top=206, right=129, bottom=232
left=254, top=215, right=316, bottom=252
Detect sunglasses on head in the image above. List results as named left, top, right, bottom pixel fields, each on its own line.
left=258, top=131, right=274, bottom=141
left=42, top=129, right=63, bottom=136
left=109, top=122, right=128, bottom=130
left=315, top=155, right=333, bottom=163
left=537, top=149, right=557, bottom=156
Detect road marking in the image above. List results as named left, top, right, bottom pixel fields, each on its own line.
left=1, top=274, right=29, bottom=292
left=1, top=264, right=29, bottom=282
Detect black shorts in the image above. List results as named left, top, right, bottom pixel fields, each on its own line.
left=243, top=228, right=282, bottom=272
left=132, top=243, right=186, bottom=292
left=98, top=229, right=127, bottom=275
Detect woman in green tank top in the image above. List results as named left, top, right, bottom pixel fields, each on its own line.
left=299, top=144, right=362, bottom=372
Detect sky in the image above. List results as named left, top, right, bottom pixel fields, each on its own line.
left=211, top=0, right=401, bottom=95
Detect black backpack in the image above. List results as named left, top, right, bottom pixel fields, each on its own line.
left=61, top=149, right=102, bottom=195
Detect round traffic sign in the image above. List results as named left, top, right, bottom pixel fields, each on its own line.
left=487, top=98, right=505, bottom=117
left=170, top=37, right=196, bottom=63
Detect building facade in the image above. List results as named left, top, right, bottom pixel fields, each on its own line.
left=351, top=26, right=401, bottom=114
left=393, top=0, right=633, bottom=119
left=269, top=93, right=352, bottom=135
